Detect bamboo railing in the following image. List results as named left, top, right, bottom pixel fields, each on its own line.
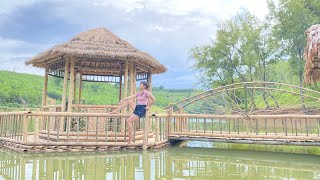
left=0, top=111, right=169, bottom=151
left=164, top=81, right=320, bottom=112
left=1, top=111, right=320, bottom=152
left=156, top=113, right=320, bottom=145
left=43, top=104, right=118, bottom=113
left=71, top=104, right=118, bottom=113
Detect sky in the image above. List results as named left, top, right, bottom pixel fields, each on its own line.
left=0, top=0, right=269, bottom=88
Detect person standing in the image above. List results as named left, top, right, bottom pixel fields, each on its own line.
left=110, top=81, right=155, bottom=144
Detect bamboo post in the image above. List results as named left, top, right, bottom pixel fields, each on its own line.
left=143, top=111, right=150, bottom=150
left=147, top=70, right=152, bottom=94
left=68, top=58, right=75, bottom=112
left=124, top=61, right=129, bottom=99
left=119, top=74, right=123, bottom=102
left=34, top=116, right=39, bottom=143
left=41, top=66, right=49, bottom=110
left=121, top=61, right=129, bottom=131
left=147, top=70, right=152, bottom=131
left=244, top=84, right=248, bottom=113
left=78, top=73, right=82, bottom=103
left=61, top=59, right=70, bottom=112
left=133, top=63, right=137, bottom=96
left=133, top=63, right=138, bottom=129
left=119, top=62, right=123, bottom=101
left=129, top=61, right=134, bottom=113
left=74, top=72, right=77, bottom=102
left=130, top=61, right=139, bottom=129
left=177, top=108, right=182, bottom=132
left=60, top=59, right=69, bottom=132
left=67, top=59, right=75, bottom=134
left=168, top=105, right=173, bottom=133
left=22, top=114, right=28, bottom=142
left=155, top=117, right=159, bottom=143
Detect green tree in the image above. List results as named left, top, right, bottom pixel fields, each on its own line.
left=191, top=10, right=278, bottom=86
left=267, top=0, right=320, bottom=87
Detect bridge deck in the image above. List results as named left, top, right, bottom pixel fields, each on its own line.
left=169, top=131, right=320, bottom=146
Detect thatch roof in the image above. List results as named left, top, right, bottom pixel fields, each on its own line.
left=305, top=24, right=320, bottom=84
left=25, top=28, right=167, bottom=74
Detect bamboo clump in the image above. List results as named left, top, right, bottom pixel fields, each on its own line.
left=305, top=24, right=320, bottom=83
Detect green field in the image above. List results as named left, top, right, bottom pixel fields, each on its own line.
left=0, top=70, right=199, bottom=112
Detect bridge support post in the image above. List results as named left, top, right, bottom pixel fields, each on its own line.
left=167, top=105, right=173, bottom=138
left=244, top=84, right=248, bottom=113
left=155, top=117, right=159, bottom=143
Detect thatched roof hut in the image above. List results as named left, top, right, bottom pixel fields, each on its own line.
left=25, top=27, right=166, bottom=112
left=304, top=24, right=320, bottom=84
left=26, top=28, right=166, bottom=75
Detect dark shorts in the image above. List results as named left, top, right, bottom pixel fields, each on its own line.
left=133, top=105, right=147, bottom=117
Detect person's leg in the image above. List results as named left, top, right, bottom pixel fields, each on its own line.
left=126, top=114, right=139, bottom=144
left=127, top=100, right=135, bottom=111
left=110, top=100, right=134, bottom=114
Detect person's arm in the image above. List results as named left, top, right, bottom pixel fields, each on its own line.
left=146, top=93, right=156, bottom=111
left=120, top=94, right=136, bottom=103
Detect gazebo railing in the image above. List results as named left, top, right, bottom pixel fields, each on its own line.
left=43, top=104, right=118, bottom=113
left=0, top=111, right=168, bottom=150
left=43, top=105, right=62, bottom=112
left=71, top=104, right=118, bottom=113
left=2, top=111, right=320, bottom=150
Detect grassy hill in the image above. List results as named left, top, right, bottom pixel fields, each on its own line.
left=0, top=70, right=199, bottom=112
left=1, top=67, right=316, bottom=113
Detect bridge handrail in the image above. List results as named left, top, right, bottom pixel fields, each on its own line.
left=164, top=81, right=320, bottom=111
left=153, top=113, right=320, bottom=119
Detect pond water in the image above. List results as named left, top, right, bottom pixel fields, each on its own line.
left=0, top=142, right=319, bottom=180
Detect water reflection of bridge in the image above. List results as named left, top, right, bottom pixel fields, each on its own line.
left=0, top=147, right=319, bottom=179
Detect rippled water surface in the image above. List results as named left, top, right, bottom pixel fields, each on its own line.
left=0, top=144, right=319, bottom=179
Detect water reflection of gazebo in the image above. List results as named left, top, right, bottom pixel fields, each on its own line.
left=26, top=28, right=166, bottom=112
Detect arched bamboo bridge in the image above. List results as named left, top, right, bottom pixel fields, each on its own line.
left=1, top=82, right=320, bottom=152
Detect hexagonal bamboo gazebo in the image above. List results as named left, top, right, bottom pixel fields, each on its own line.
left=26, top=27, right=167, bottom=112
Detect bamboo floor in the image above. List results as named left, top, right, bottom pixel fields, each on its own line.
left=0, top=131, right=169, bottom=153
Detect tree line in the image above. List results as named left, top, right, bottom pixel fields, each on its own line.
left=190, top=0, right=320, bottom=89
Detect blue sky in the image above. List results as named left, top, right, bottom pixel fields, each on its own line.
left=0, top=0, right=268, bottom=88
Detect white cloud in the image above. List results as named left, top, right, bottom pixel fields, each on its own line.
left=0, top=36, right=51, bottom=58
left=0, top=0, right=271, bottom=88
left=91, top=0, right=268, bottom=19
left=146, top=24, right=180, bottom=32
left=174, top=74, right=197, bottom=82
left=229, top=0, right=269, bottom=19
left=0, top=0, right=38, bottom=14
left=0, top=37, right=52, bottom=77
left=0, top=37, right=31, bottom=48
left=92, top=0, right=145, bottom=12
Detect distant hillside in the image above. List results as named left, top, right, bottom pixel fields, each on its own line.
left=0, top=70, right=199, bottom=111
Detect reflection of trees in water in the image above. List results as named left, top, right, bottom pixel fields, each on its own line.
left=0, top=148, right=319, bottom=179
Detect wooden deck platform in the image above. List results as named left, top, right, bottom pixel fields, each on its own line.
left=0, top=130, right=169, bottom=153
